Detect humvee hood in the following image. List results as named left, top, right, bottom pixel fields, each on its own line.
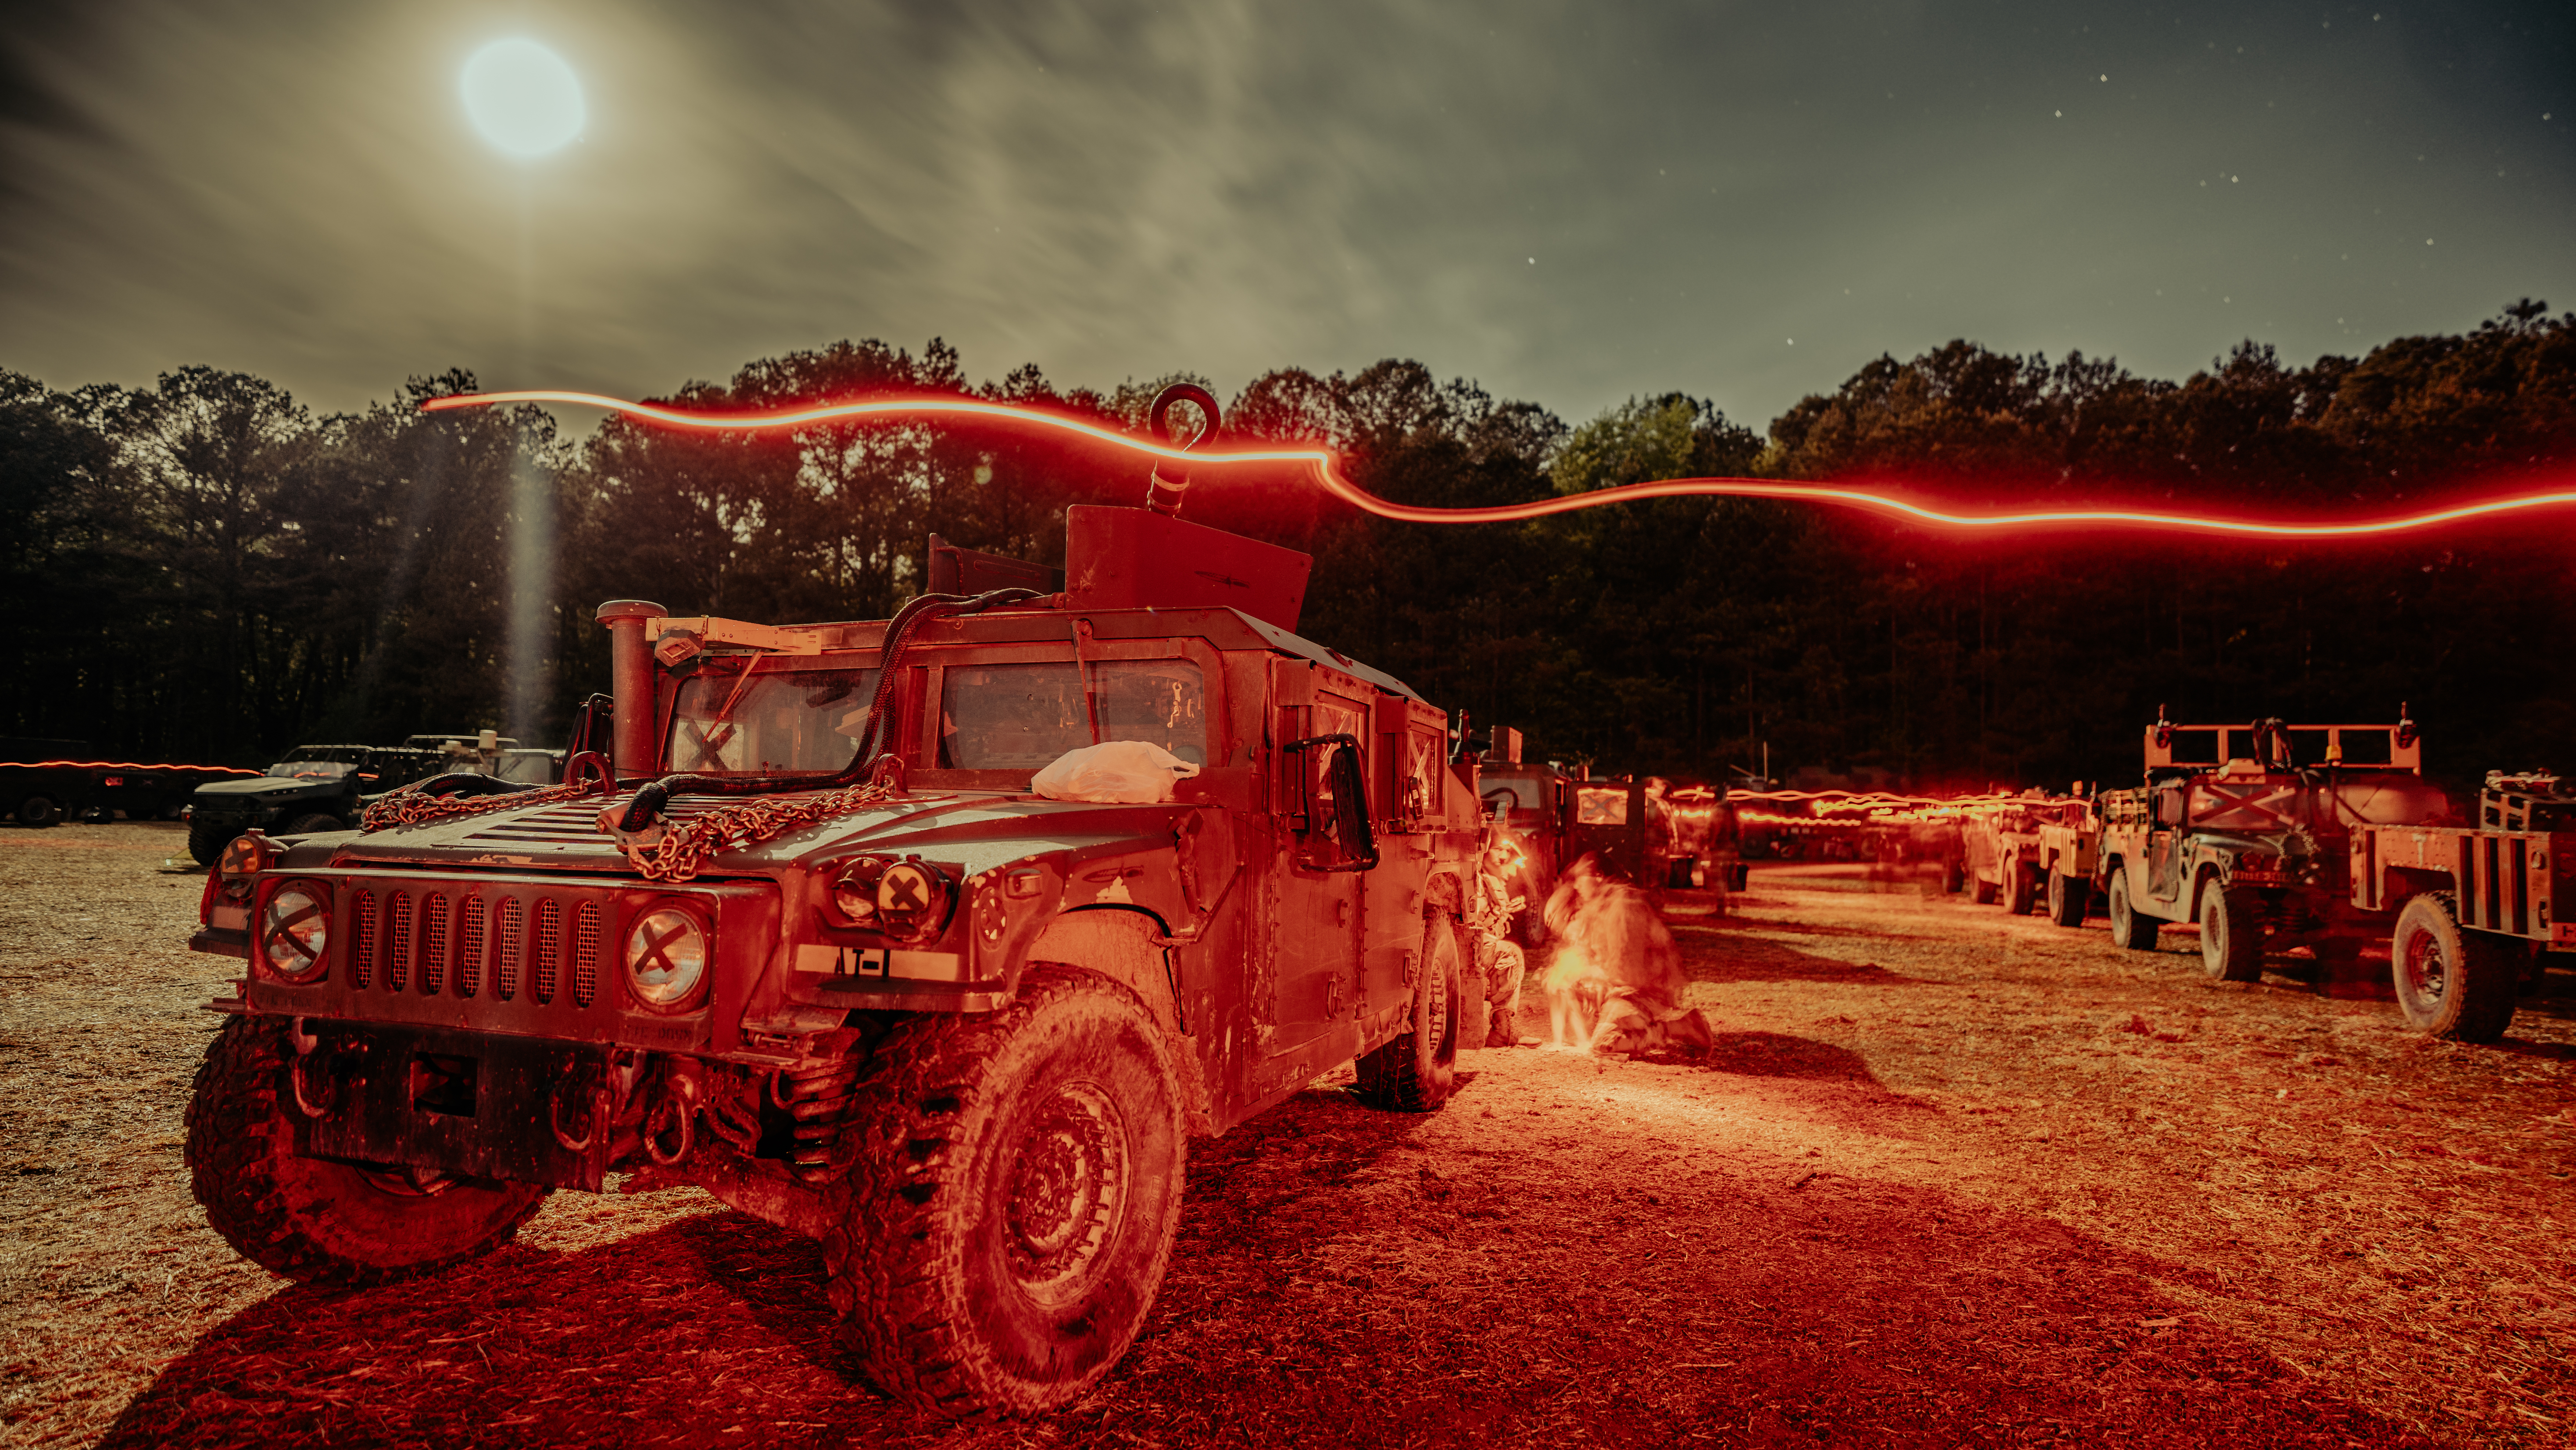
left=323, top=788, right=1209, bottom=877
left=194, top=776, right=318, bottom=800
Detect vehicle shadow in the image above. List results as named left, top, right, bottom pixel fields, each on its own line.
left=1696, top=1029, right=1883, bottom=1085
left=1676, top=917, right=1945, bottom=944
left=95, top=1083, right=2459, bottom=1450
left=93, top=1088, right=1444, bottom=1450
left=1673, top=931, right=1928, bottom=988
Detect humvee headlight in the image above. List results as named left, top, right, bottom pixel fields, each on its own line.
left=258, top=883, right=330, bottom=981
left=827, top=855, right=954, bottom=943
left=831, top=857, right=886, bottom=922
left=624, top=907, right=708, bottom=1008
left=216, top=832, right=275, bottom=883
left=875, top=860, right=954, bottom=944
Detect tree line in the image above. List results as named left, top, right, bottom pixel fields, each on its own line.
left=4, top=302, right=2570, bottom=794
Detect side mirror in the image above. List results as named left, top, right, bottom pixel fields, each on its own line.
left=1284, top=734, right=1379, bottom=873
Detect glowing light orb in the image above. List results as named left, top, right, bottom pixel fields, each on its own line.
left=461, top=40, right=585, bottom=157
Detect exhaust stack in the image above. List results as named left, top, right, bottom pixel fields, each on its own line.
left=594, top=600, right=668, bottom=779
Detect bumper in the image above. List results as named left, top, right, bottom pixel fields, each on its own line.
left=290, top=1023, right=619, bottom=1191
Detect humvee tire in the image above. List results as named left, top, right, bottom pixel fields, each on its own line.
left=2391, top=893, right=2517, bottom=1043
left=2046, top=868, right=2087, bottom=928
left=14, top=796, right=62, bottom=828
left=185, top=1018, right=550, bottom=1283
left=278, top=811, right=344, bottom=836
left=1971, top=874, right=1999, bottom=906
left=2004, top=862, right=2038, bottom=917
left=1355, top=915, right=1462, bottom=1112
left=187, top=819, right=233, bottom=866
left=827, top=969, right=1186, bottom=1417
left=2107, top=872, right=2161, bottom=951
left=2200, top=881, right=2263, bottom=983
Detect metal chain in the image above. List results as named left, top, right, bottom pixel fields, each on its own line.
left=610, top=782, right=897, bottom=883
left=361, top=779, right=605, bottom=832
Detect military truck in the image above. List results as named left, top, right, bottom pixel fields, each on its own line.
left=2035, top=792, right=2101, bottom=928
left=1473, top=736, right=1573, bottom=943
left=185, top=742, right=461, bottom=864
left=1, top=737, right=94, bottom=827
left=2348, top=770, right=2570, bottom=1042
left=1571, top=776, right=1683, bottom=888
left=2095, top=713, right=2449, bottom=982
left=1964, top=791, right=2093, bottom=919
left=181, top=486, right=1481, bottom=1415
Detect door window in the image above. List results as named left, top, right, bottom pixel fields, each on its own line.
left=938, top=659, right=1208, bottom=769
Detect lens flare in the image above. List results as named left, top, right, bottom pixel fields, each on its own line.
left=421, top=390, right=2576, bottom=539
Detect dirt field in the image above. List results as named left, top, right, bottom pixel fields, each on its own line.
left=4, top=823, right=2572, bottom=1448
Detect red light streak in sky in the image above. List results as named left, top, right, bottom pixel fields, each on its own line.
left=19, top=760, right=262, bottom=775
left=422, top=390, right=2576, bottom=539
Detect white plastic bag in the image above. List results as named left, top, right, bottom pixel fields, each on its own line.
left=1031, top=740, right=1202, bottom=804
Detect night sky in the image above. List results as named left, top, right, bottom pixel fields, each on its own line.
left=3, top=0, right=2569, bottom=426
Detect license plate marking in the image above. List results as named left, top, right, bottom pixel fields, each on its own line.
left=793, top=943, right=966, bottom=983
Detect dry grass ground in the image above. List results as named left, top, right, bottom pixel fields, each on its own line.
left=2, top=826, right=2570, bottom=1448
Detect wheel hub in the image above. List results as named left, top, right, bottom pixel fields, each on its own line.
left=1003, top=1083, right=1126, bottom=1300
left=2404, top=932, right=2449, bottom=1002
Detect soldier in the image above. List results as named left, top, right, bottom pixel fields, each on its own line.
left=1465, top=830, right=1531, bottom=1048
left=1541, top=854, right=1710, bottom=1054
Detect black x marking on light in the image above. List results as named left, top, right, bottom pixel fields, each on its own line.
left=271, top=899, right=325, bottom=963
left=634, top=918, right=692, bottom=975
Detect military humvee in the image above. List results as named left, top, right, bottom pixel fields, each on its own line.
left=182, top=494, right=1481, bottom=1417
left=2094, top=712, right=2448, bottom=981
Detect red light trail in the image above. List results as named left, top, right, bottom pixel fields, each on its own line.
left=423, top=390, right=2576, bottom=538
left=18, top=760, right=261, bottom=775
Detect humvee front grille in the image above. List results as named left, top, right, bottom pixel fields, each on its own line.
left=350, top=889, right=375, bottom=988
left=457, top=897, right=486, bottom=998
left=386, top=893, right=413, bottom=990
left=338, top=882, right=621, bottom=1014
left=572, top=901, right=601, bottom=1007
left=420, top=894, right=448, bottom=995
left=260, top=872, right=762, bottom=1047
left=493, top=897, right=523, bottom=1000
left=534, top=899, right=562, bottom=1003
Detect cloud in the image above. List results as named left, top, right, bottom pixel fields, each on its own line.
left=2, top=0, right=2570, bottom=428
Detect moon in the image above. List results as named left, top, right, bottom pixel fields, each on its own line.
left=460, top=40, right=585, bottom=158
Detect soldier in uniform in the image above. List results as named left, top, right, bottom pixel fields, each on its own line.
left=1465, top=831, right=1531, bottom=1048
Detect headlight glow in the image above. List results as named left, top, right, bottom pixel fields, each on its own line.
left=259, top=882, right=330, bottom=981
left=624, top=907, right=707, bottom=1008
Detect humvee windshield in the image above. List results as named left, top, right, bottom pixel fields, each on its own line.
left=1575, top=787, right=1628, bottom=825
left=666, top=655, right=1209, bottom=775
left=670, top=662, right=882, bottom=775
left=266, top=747, right=372, bottom=780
